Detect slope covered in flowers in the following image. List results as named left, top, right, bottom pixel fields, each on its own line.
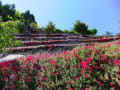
left=0, top=40, right=120, bottom=89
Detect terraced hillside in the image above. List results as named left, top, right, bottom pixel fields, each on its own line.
left=2, top=30, right=120, bottom=56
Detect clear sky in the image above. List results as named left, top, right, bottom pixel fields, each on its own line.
left=1, top=0, right=120, bottom=35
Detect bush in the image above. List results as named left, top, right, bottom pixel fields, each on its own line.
left=17, top=21, right=25, bottom=33
left=63, top=29, right=70, bottom=33
left=0, top=21, right=24, bottom=53
left=44, top=22, right=55, bottom=35
left=55, top=28, right=63, bottom=33
left=30, top=22, right=38, bottom=30
left=73, top=20, right=88, bottom=35
left=87, top=28, right=97, bottom=35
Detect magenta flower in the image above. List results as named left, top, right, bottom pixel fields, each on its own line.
left=85, top=88, right=89, bottom=90
left=54, top=72, right=58, bottom=76
left=26, top=54, right=34, bottom=61
left=69, top=87, right=73, bottom=90
left=43, top=77, right=47, bottom=81
left=26, top=78, right=30, bottom=82
left=84, top=74, right=87, bottom=79
left=68, top=80, right=72, bottom=85
left=76, top=75, right=80, bottom=79
left=113, top=59, right=119, bottom=65
left=40, top=66, right=44, bottom=71
left=79, top=61, right=88, bottom=70
left=50, top=59, right=56, bottom=65
left=75, top=64, right=78, bottom=68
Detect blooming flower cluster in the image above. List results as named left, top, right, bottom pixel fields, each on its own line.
left=0, top=40, right=120, bottom=89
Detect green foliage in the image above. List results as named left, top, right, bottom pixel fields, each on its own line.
left=0, top=4, right=15, bottom=21
left=30, top=22, right=38, bottom=30
left=44, top=22, right=55, bottom=35
left=87, top=28, right=97, bottom=35
left=63, top=29, right=70, bottom=33
left=17, top=21, right=25, bottom=33
left=0, top=21, right=24, bottom=53
left=22, top=10, right=36, bottom=29
left=73, top=20, right=88, bottom=35
left=0, top=1, right=37, bottom=30
left=55, top=28, right=63, bottom=33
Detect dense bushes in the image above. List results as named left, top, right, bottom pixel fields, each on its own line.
left=0, top=21, right=24, bottom=53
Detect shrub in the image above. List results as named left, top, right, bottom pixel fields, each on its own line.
left=30, top=22, right=38, bottom=30
left=44, top=22, right=55, bottom=35
left=87, top=28, right=97, bottom=35
left=17, top=21, right=25, bottom=33
left=73, top=20, right=88, bottom=35
left=63, top=29, right=70, bottom=33
left=55, top=28, right=63, bottom=33
left=0, top=21, right=24, bottom=53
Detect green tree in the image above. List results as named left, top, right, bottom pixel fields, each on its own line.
left=44, top=22, right=55, bottom=35
left=0, top=4, right=15, bottom=21
left=0, top=1, right=37, bottom=32
left=73, top=20, right=88, bottom=35
left=22, top=10, right=36, bottom=29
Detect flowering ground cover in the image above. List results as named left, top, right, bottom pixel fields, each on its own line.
left=0, top=40, right=120, bottom=89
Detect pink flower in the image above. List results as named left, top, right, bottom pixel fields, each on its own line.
left=68, top=80, right=72, bottom=85
left=69, top=87, right=73, bottom=90
left=79, top=61, right=88, bottom=70
left=10, top=74, right=15, bottom=80
left=33, top=64, right=37, bottom=69
left=43, top=77, right=47, bottom=81
left=113, top=59, right=119, bottom=65
left=99, top=82, right=103, bottom=86
left=50, top=59, right=56, bottom=65
left=26, top=78, right=30, bottom=82
left=84, top=74, right=87, bottom=79
left=75, top=64, right=78, bottom=68
left=85, top=88, right=89, bottom=90
left=76, top=75, right=80, bottom=79
left=97, top=76, right=100, bottom=80
left=40, top=66, right=44, bottom=71
left=54, top=72, right=58, bottom=76
left=26, top=54, right=34, bottom=61
left=84, top=45, right=90, bottom=49
left=74, top=53, right=78, bottom=57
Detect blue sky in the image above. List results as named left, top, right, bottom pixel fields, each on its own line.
left=1, top=0, right=120, bottom=35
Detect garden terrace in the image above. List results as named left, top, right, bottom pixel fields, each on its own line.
left=1, top=29, right=120, bottom=56
left=0, top=40, right=120, bottom=89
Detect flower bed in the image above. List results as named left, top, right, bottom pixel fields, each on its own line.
left=0, top=40, right=120, bottom=89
